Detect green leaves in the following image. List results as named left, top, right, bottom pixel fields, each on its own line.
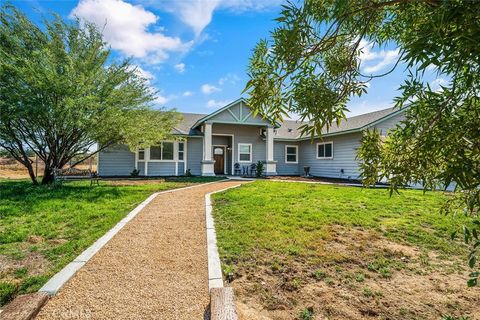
left=0, top=5, right=179, bottom=184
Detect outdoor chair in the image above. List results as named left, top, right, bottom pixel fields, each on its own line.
left=234, top=163, right=241, bottom=175
left=250, top=163, right=257, bottom=177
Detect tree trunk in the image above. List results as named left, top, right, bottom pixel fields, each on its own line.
left=41, top=166, right=55, bottom=185
left=24, top=160, right=38, bottom=185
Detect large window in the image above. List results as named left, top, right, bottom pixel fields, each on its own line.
left=238, top=143, right=252, bottom=162
left=285, top=145, right=298, bottom=163
left=316, top=142, right=333, bottom=159
left=150, top=142, right=174, bottom=161
left=178, top=142, right=185, bottom=161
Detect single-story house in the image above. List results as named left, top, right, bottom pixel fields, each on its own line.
left=98, top=98, right=405, bottom=179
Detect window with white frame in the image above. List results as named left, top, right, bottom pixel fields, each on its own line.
left=285, top=145, right=298, bottom=163
left=316, top=142, right=333, bottom=159
left=238, top=143, right=252, bottom=162
left=150, top=142, right=174, bottom=160
left=178, top=142, right=185, bottom=161
left=138, top=148, right=145, bottom=161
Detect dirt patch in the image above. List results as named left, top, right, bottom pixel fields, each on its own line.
left=0, top=251, right=51, bottom=283
left=231, top=227, right=479, bottom=320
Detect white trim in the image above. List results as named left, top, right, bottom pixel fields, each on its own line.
left=285, top=145, right=298, bottom=164
left=212, top=133, right=234, bottom=175
left=316, top=141, right=334, bottom=159
left=205, top=181, right=253, bottom=289
left=238, top=143, right=252, bottom=163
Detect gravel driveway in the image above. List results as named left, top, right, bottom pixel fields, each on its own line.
left=36, top=180, right=245, bottom=320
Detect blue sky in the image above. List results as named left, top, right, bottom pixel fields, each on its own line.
left=10, top=0, right=445, bottom=117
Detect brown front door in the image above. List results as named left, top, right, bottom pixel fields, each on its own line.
left=213, top=147, right=225, bottom=174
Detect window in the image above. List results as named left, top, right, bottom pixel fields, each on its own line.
left=178, top=142, right=185, bottom=161
left=316, top=142, right=333, bottom=159
left=285, top=145, right=298, bottom=163
left=238, top=143, right=252, bottom=162
left=150, top=142, right=174, bottom=161
left=138, top=148, right=145, bottom=161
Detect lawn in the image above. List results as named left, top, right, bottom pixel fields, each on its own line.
left=0, top=176, right=221, bottom=306
left=212, top=181, right=477, bottom=320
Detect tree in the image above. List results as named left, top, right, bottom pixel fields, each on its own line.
left=0, top=5, right=181, bottom=185
left=245, top=0, right=480, bottom=285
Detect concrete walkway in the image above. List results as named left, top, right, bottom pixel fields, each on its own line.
left=37, top=180, right=245, bottom=320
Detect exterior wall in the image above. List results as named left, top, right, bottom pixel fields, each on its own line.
left=373, top=112, right=405, bottom=135
left=212, top=124, right=266, bottom=165
left=299, top=132, right=363, bottom=179
left=98, top=144, right=135, bottom=176
left=274, top=141, right=300, bottom=175
left=186, top=137, right=203, bottom=176
left=178, top=162, right=185, bottom=175
left=147, top=162, right=176, bottom=176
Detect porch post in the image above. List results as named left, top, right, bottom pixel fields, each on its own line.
left=201, top=122, right=215, bottom=176
left=265, top=126, right=277, bottom=175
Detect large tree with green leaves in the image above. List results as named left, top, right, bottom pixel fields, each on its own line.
left=246, top=0, right=480, bottom=285
left=0, top=5, right=180, bottom=185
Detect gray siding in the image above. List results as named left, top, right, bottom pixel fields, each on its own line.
left=98, top=144, right=135, bottom=176
left=209, top=101, right=270, bottom=125
left=178, top=162, right=185, bottom=175
left=299, top=132, right=362, bottom=179
left=147, top=162, right=176, bottom=176
left=137, top=161, right=145, bottom=175
left=212, top=124, right=266, bottom=165
left=373, top=112, right=405, bottom=135
left=187, top=137, right=203, bottom=175
left=274, top=142, right=300, bottom=175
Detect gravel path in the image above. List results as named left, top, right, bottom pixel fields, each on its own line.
left=37, top=181, right=244, bottom=320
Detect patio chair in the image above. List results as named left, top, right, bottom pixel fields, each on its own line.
left=250, top=163, right=257, bottom=177
left=234, top=163, right=241, bottom=175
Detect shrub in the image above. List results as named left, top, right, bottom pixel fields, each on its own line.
left=299, top=307, right=314, bottom=320
left=185, top=169, right=192, bottom=177
left=256, top=161, right=264, bottom=177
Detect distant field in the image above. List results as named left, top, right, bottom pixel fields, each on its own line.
left=212, top=181, right=477, bottom=320
left=0, top=157, right=96, bottom=179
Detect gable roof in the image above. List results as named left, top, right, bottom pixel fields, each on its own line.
left=276, top=107, right=404, bottom=140
left=172, top=100, right=405, bottom=139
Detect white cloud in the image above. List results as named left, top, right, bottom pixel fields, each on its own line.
left=131, top=65, right=154, bottom=80
left=207, top=99, right=228, bottom=109
left=155, top=93, right=169, bottom=105
left=174, top=63, right=186, bottom=73
left=359, top=40, right=400, bottom=74
left=183, top=90, right=193, bottom=97
left=71, top=0, right=192, bottom=64
left=201, top=84, right=221, bottom=94
left=430, top=77, right=448, bottom=92
left=143, top=0, right=281, bottom=36
left=218, top=73, right=240, bottom=86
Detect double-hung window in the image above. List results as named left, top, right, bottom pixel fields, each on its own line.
left=238, top=143, right=252, bottom=162
left=150, top=142, right=174, bottom=161
left=178, top=142, right=185, bottom=161
left=285, top=145, right=298, bottom=163
left=316, top=142, right=333, bottom=159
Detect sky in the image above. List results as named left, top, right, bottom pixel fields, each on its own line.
left=8, top=0, right=446, bottom=118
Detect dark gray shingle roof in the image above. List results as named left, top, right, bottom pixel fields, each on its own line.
left=174, top=107, right=399, bottom=139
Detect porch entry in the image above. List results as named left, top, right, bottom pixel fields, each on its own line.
left=213, top=146, right=225, bottom=174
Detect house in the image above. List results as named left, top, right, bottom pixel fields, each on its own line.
left=98, top=98, right=405, bottom=179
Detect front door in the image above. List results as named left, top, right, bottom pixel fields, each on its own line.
left=213, top=146, right=225, bottom=174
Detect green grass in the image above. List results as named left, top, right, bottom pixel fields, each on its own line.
left=0, top=176, right=221, bottom=305
left=212, top=180, right=468, bottom=265
left=212, top=181, right=473, bottom=319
